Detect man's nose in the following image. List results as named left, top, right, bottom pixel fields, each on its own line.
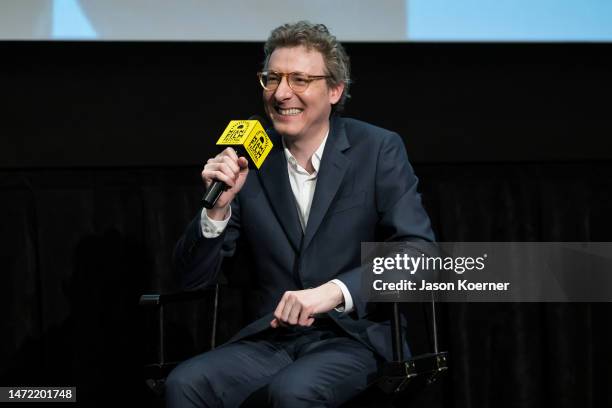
left=274, top=75, right=293, bottom=100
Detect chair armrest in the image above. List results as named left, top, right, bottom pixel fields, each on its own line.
left=139, top=287, right=217, bottom=306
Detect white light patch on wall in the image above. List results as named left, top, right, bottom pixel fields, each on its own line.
left=53, top=0, right=97, bottom=39
left=407, top=0, right=612, bottom=41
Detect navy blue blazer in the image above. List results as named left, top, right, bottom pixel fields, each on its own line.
left=174, top=116, right=435, bottom=362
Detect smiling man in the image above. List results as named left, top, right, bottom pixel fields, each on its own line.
left=166, top=21, right=435, bottom=407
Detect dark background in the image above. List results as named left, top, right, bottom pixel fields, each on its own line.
left=1, top=41, right=611, bottom=407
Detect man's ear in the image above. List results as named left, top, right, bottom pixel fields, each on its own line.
left=328, top=82, right=345, bottom=105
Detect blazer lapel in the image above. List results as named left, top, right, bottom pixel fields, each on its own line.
left=257, top=131, right=303, bottom=252
left=302, top=117, right=351, bottom=251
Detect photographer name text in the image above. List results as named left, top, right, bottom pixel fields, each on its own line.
left=372, top=279, right=510, bottom=291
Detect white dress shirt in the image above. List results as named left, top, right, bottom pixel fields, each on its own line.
left=200, top=131, right=354, bottom=314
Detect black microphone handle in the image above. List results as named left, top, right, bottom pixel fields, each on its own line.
left=202, top=179, right=228, bottom=209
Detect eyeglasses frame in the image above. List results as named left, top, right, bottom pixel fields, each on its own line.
left=257, top=70, right=331, bottom=93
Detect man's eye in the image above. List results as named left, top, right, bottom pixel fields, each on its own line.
left=291, top=76, right=309, bottom=85
left=266, top=75, right=280, bottom=83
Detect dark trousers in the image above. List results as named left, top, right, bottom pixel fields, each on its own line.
left=165, top=321, right=382, bottom=408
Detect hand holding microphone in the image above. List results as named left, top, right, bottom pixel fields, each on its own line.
left=201, top=116, right=273, bottom=216
left=201, top=148, right=249, bottom=219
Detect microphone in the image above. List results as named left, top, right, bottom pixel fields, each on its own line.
left=202, top=116, right=273, bottom=209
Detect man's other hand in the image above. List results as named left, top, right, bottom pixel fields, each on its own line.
left=270, top=282, right=344, bottom=328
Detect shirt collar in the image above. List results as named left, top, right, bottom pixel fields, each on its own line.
left=282, top=130, right=329, bottom=174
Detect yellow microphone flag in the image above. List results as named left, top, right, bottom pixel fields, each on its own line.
left=216, top=120, right=273, bottom=169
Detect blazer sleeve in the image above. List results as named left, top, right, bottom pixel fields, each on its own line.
left=173, top=197, right=242, bottom=290
left=336, top=132, right=435, bottom=319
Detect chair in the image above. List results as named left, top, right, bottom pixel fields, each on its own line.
left=139, top=281, right=448, bottom=405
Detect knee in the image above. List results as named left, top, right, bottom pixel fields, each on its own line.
left=165, top=364, right=197, bottom=393
left=267, top=374, right=329, bottom=407
left=165, top=363, right=215, bottom=407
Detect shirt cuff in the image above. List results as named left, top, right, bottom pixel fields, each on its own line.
left=200, top=206, right=231, bottom=238
left=330, top=279, right=354, bottom=314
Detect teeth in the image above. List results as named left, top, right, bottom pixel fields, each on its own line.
left=277, top=108, right=303, bottom=116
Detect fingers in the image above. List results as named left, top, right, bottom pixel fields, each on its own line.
left=224, top=146, right=239, bottom=161
left=270, top=318, right=289, bottom=328
left=287, top=301, right=301, bottom=325
left=272, top=291, right=316, bottom=328
left=275, top=292, right=294, bottom=323
left=273, top=294, right=287, bottom=322
left=280, top=293, right=296, bottom=324
left=237, top=156, right=249, bottom=170
left=202, top=167, right=235, bottom=188
left=201, top=148, right=246, bottom=188
left=298, top=307, right=314, bottom=326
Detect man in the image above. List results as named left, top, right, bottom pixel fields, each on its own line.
left=166, top=21, right=434, bottom=407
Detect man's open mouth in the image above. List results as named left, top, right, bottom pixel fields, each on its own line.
left=275, top=107, right=303, bottom=116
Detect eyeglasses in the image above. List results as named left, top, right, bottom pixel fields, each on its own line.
left=258, top=70, right=330, bottom=93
